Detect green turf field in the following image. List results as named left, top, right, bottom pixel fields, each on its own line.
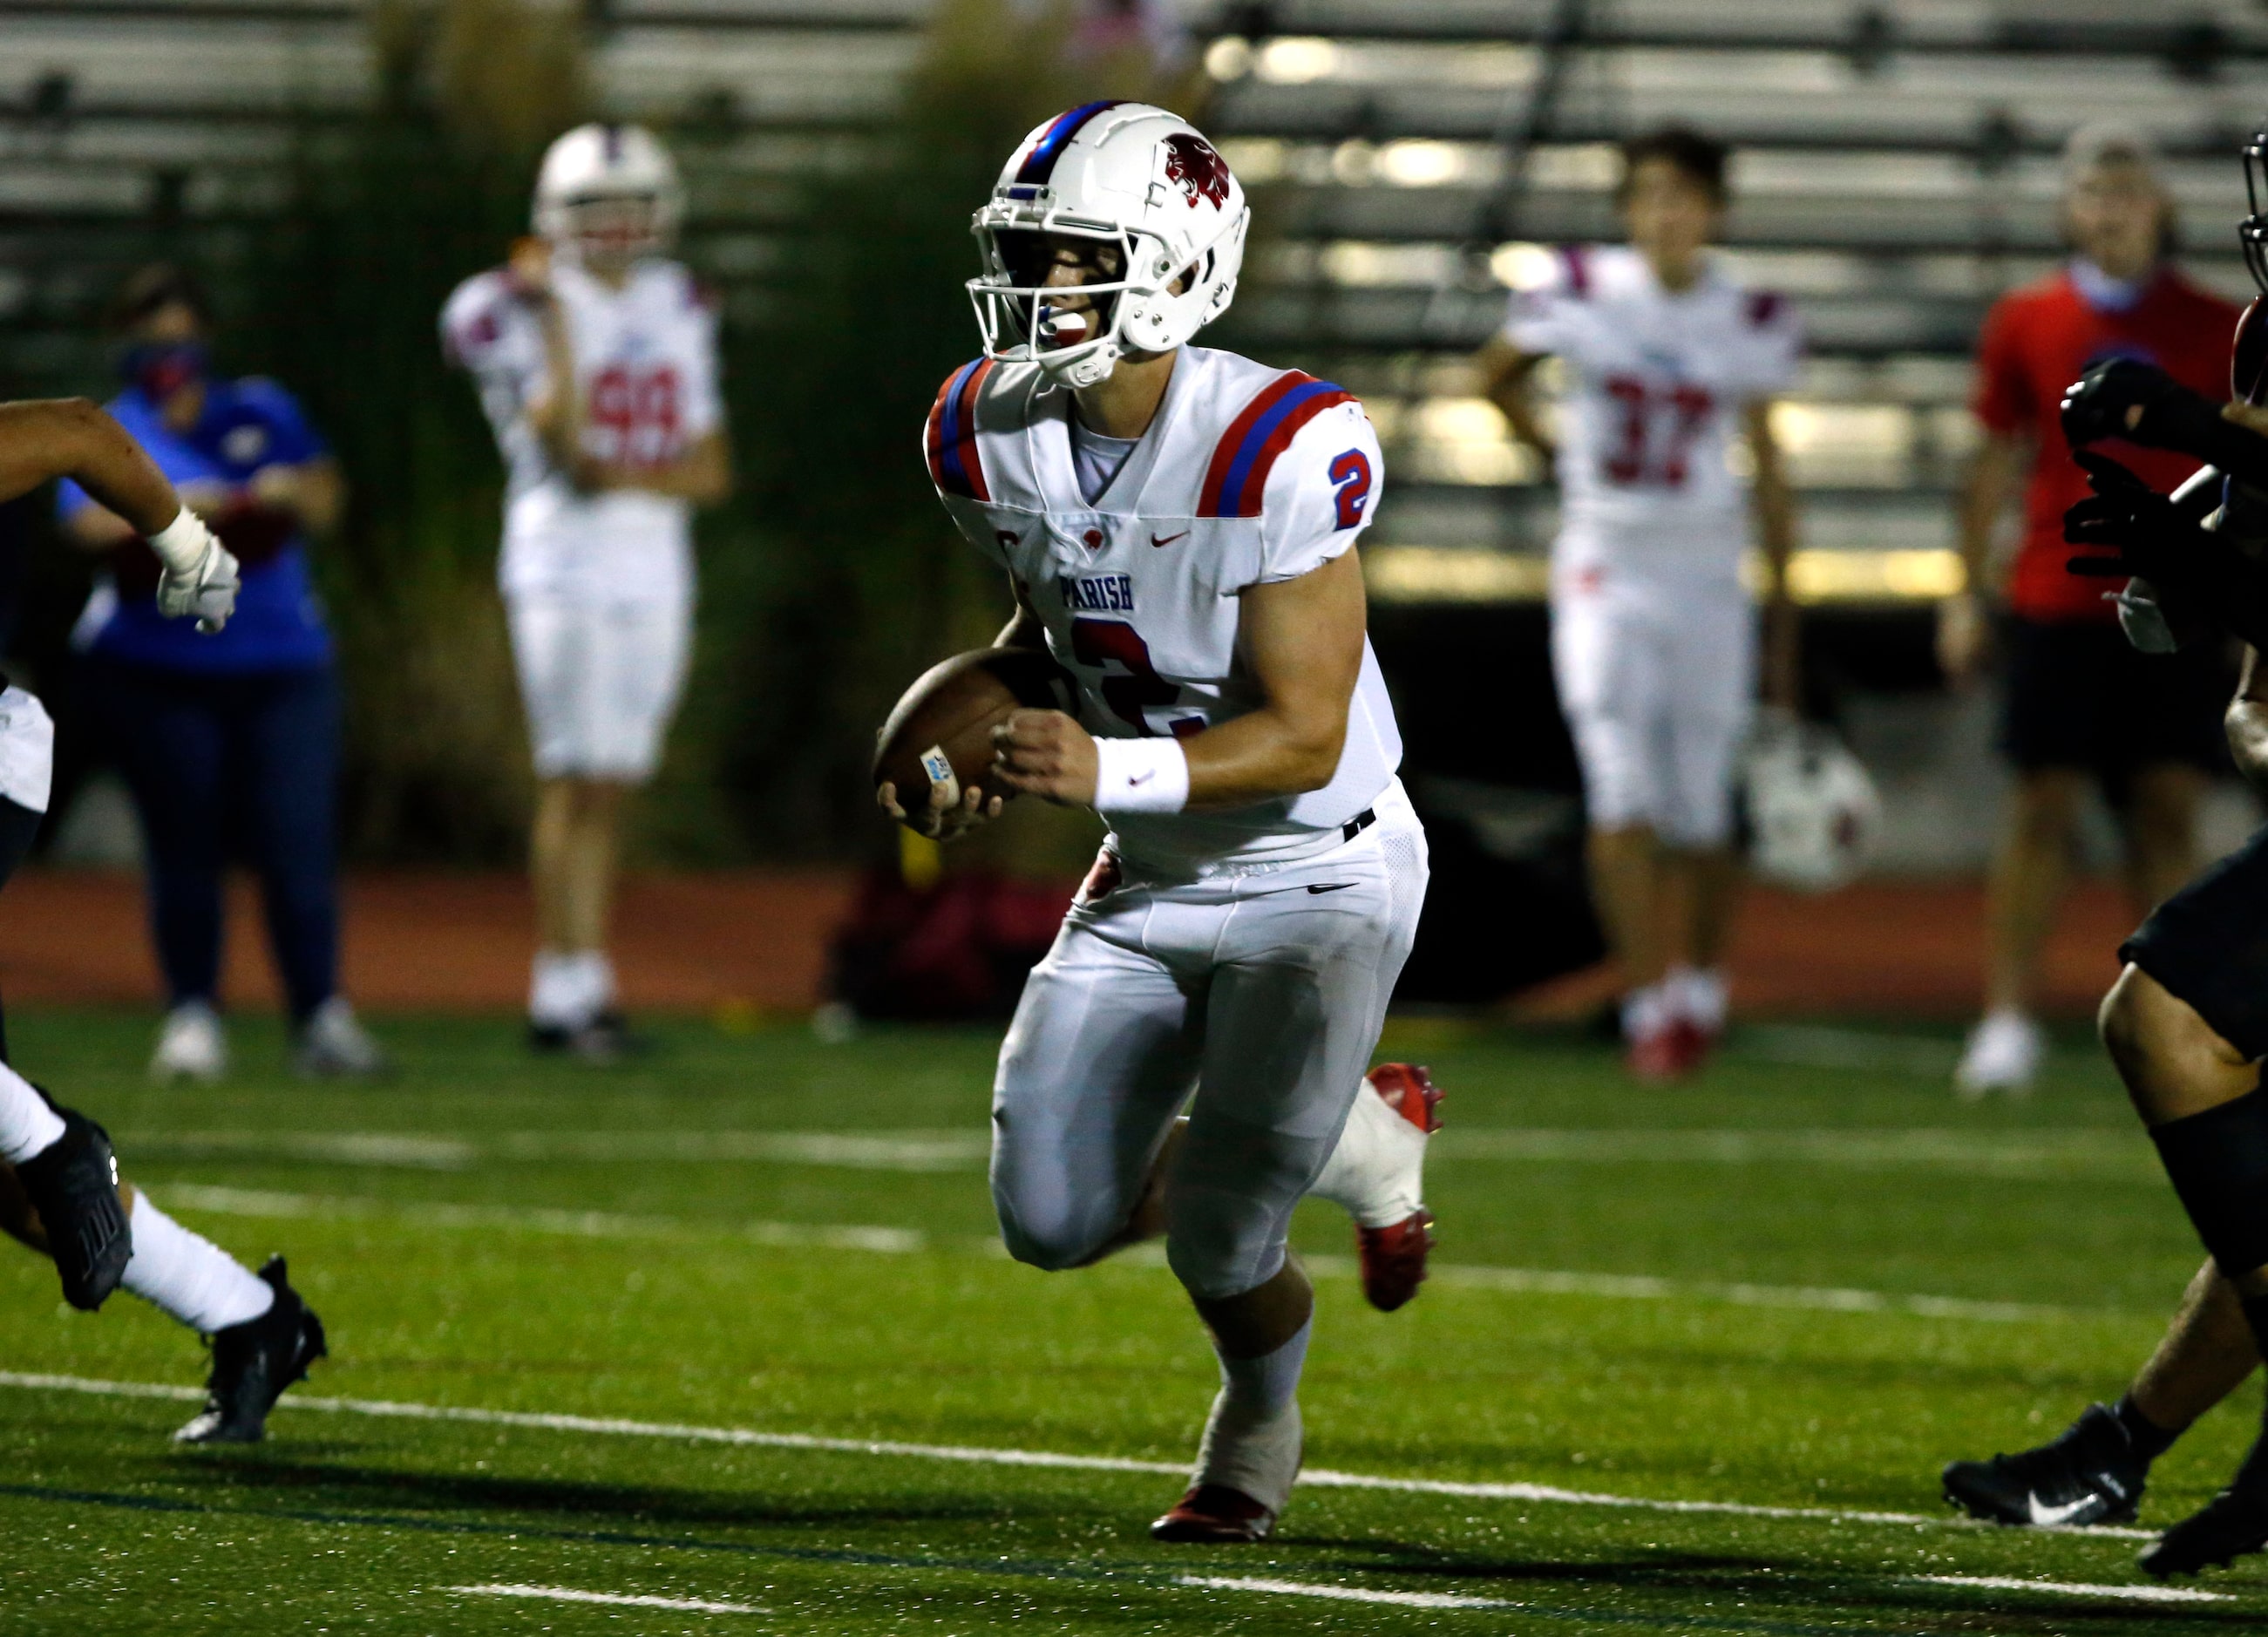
left=3, top=1008, right=2263, bottom=1633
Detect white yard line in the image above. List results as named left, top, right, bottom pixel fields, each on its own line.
left=156, top=1184, right=924, bottom=1254
left=0, top=1369, right=2154, bottom=1541
left=120, top=1130, right=989, bottom=1172
left=1179, top=1573, right=1514, bottom=1608
left=1911, top=1574, right=2224, bottom=1604
left=152, top=1183, right=2118, bottom=1327
left=119, top=1124, right=2159, bottom=1179
left=449, top=1582, right=764, bottom=1613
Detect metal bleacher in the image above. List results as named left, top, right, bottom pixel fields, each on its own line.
left=2, top=0, right=2266, bottom=604
left=1189, top=0, right=2268, bottom=605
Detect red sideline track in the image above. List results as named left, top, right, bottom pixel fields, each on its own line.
left=0, top=869, right=2139, bottom=1019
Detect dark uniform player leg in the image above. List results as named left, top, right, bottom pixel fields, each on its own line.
left=0, top=791, right=134, bottom=1308
left=2099, top=825, right=2268, bottom=1573
left=0, top=790, right=48, bottom=1062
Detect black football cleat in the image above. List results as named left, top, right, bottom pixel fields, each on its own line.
left=2142, top=1482, right=2268, bottom=1579
left=528, top=1011, right=651, bottom=1065
left=173, top=1256, right=327, bottom=1445
left=14, top=1102, right=131, bottom=1311
left=1942, top=1403, right=2149, bottom=1527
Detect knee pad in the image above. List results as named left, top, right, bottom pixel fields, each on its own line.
left=1165, top=1212, right=1287, bottom=1302
left=2150, top=1090, right=2268, bottom=1278
left=992, top=1186, right=1122, bottom=1273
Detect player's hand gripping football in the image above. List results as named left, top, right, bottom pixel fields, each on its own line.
left=873, top=778, right=1003, bottom=842
left=989, top=710, right=1100, bottom=807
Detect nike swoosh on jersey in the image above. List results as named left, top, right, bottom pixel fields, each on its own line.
left=1151, top=532, right=1189, bottom=548
left=2025, top=1492, right=2103, bottom=1527
left=1306, top=883, right=1356, bottom=895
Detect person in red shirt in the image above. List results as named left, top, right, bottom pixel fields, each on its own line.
left=1940, top=125, right=2241, bottom=1095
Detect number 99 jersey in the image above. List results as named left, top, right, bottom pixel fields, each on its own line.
left=1503, top=244, right=1800, bottom=578
left=924, top=343, right=1402, bottom=876
left=441, top=258, right=722, bottom=605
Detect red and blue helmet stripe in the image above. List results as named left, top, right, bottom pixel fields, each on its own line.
left=926, top=357, right=995, bottom=501
left=1199, top=372, right=1359, bottom=518
left=1013, top=101, right=1126, bottom=190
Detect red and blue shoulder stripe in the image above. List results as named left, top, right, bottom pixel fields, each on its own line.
left=925, top=357, right=995, bottom=501
left=1198, top=371, right=1360, bottom=519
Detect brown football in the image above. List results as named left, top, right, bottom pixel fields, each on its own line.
left=873, top=646, right=1076, bottom=833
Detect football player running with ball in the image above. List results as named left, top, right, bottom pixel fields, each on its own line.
left=883, top=103, right=1442, bottom=1542
left=1478, top=126, right=1803, bottom=1081
left=444, top=124, right=732, bottom=1061
left=0, top=397, right=323, bottom=1443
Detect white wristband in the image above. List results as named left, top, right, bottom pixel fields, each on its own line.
left=146, top=506, right=214, bottom=574
left=1091, top=736, right=1189, bottom=815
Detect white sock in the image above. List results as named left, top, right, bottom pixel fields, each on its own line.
left=1194, top=1317, right=1311, bottom=1514
left=1667, top=965, right=1728, bottom=1033
left=1307, top=1079, right=1427, bottom=1228
left=1622, top=982, right=1670, bottom=1040
left=121, top=1192, right=275, bottom=1335
left=0, top=1062, right=64, bottom=1165
left=574, top=951, right=616, bottom=1015
left=528, top=949, right=587, bottom=1028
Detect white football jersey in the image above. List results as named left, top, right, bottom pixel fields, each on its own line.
left=1503, top=245, right=1800, bottom=576
left=441, top=257, right=722, bottom=603
left=924, top=344, right=1401, bottom=875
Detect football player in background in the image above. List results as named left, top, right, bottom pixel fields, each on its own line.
left=882, top=102, right=1442, bottom=1542
left=1478, top=125, right=1803, bottom=1080
left=0, top=395, right=323, bottom=1443
left=443, top=124, right=732, bottom=1061
left=1940, top=126, right=2237, bottom=1097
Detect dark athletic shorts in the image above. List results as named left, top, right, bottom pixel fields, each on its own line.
left=2000, top=615, right=2228, bottom=786
left=2123, top=820, right=2268, bottom=1061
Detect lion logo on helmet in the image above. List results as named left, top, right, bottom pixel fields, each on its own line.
left=1161, top=133, right=1231, bottom=209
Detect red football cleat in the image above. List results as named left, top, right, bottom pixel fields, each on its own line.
left=1626, top=1020, right=1708, bottom=1083
left=1368, top=1061, right=1443, bottom=1134
left=1150, top=1483, right=1280, bottom=1543
left=1357, top=1208, right=1436, bottom=1313
left=1355, top=1063, right=1443, bottom=1312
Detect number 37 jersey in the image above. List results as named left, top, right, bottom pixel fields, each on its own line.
left=1503, top=245, right=1800, bottom=571
left=923, top=344, right=1402, bottom=875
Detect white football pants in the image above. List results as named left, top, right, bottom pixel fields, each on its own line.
left=1551, top=564, right=1755, bottom=848
left=506, top=591, right=692, bottom=783
left=990, top=782, right=1428, bottom=1302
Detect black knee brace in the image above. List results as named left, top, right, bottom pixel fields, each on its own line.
left=2151, top=1090, right=2268, bottom=1277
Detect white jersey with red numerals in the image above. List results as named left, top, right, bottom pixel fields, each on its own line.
left=924, top=344, right=1402, bottom=876
left=1502, top=244, right=1800, bottom=581
left=441, top=257, right=722, bottom=604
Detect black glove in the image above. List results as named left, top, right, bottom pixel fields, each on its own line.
left=2061, top=358, right=2268, bottom=490
left=2065, top=451, right=2268, bottom=649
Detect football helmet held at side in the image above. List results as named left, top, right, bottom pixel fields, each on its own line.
left=534, top=123, right=683, bottom=268
left=1741, top=712, right=1880, bottom=893
left=969, top=101, right=1250, bottom=390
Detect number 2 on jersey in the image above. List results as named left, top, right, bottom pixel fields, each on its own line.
left=1071, top=618, right=1185, bottom=737
left=1328, top=449, right=1373, bottom=528
left=1600, top=375, right=1713, bottom=488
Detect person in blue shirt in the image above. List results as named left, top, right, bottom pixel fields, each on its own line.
left=58, top=265, right=384, bottom=1080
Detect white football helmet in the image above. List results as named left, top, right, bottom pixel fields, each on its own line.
left=969, top=101, right=1249, bottom=389
left=533, top=123, right=683, bottom=268
left=1741, top=713, right=1881, bottom=893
